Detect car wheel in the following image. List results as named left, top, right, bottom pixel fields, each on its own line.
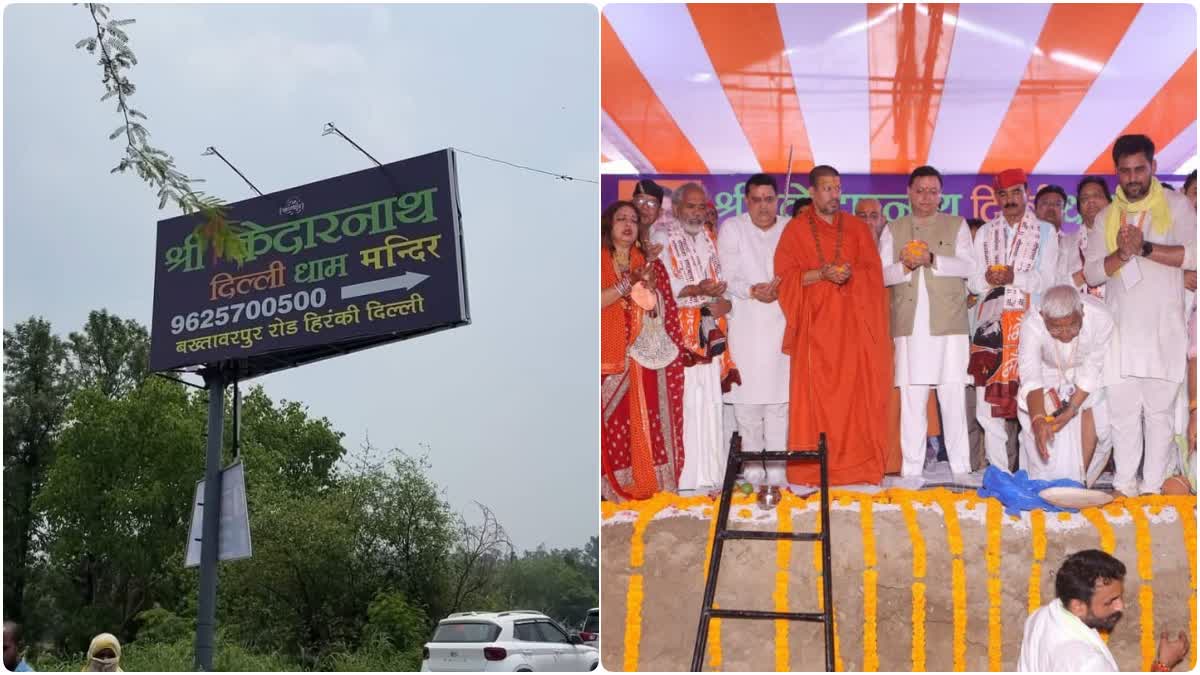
left=516, top=670, right=532, bottom=673
left=589, top=662, right=598, bottom=671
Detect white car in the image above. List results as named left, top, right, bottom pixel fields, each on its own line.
left=421, top=610, right=599, bottom=672
left=579, top=607, right=599, bottom=649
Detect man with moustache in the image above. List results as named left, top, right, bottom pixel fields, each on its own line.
left=775, top=165, right=891, bottom=485
left=719, top=173, right=790, bottom=485
left=1084, top=134, right=1196, bottom=496
left=1068, top=177, right=1114, bottom=299
left=968, top=168, right=1060, bottom=474
left=1019, top=549, right=1189, bottom=671
left=652, top=182, right=738, bottom=493
left=879, top=165, right=974, bottom=480
left=631, top=179, right=667, bottom=259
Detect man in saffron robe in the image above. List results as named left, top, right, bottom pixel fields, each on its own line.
left=775, top=165, right=892, bottom=485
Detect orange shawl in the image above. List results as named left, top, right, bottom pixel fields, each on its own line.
left=601, top=246, right=646, bottom=375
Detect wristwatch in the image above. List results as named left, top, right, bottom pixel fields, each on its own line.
left=1142, top=240, right=1154, bottom=257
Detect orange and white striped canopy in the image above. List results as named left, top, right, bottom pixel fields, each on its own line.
left=601, top=3, right=1197, bottom=176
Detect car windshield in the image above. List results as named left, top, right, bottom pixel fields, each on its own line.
left=431, top=622, right=502, bottom=643
left=583, top=613, right=599, bottom=633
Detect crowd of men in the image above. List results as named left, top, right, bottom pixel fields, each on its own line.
left=613, top=133, right=1196, bottom=497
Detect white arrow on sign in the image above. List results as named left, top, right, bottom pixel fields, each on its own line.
left=340, top=271, right=430, bottom=300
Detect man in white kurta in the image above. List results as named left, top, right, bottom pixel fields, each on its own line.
left=652, top=182, right=730, bottom=492
left=1019, top=549, right=1190, bottom=672
left=1016, top=287, right=1114, bottom=484
left=967, top=168, right=1061, bottom=473
left=1084, top=134, right=1197, bottom=495
left=718, top=174, right=790, bottom=485
left=879, top=166, right=975, bottom=477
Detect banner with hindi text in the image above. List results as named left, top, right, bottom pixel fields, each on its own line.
left=151, top=149, right=469, bottom=378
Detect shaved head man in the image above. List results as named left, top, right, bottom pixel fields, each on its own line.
left=855, top=198, right=886, bottom=244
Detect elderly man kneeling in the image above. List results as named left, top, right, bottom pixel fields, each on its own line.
left=1017, top=285, right=1115, bottom=484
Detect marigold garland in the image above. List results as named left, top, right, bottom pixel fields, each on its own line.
left=1130, top=504, right=1155, bottom=671
left=1170, top=497, right=1197, bottom=669
left=774, top=495, right=794, bottom=672
left=1081, top=506, right=1115, bottom=554
left=812, top=506, right=843, bottom=671
left=985, top=499, right=1003, bottom=671
left=860, top=497, right=879, bottom=671
left=623, top=574, right=644, bottom=672
left=703, top=506, right=722, bottom=670
left=602, top=490, right=1196, bottom=673
left=900, top=499, right=927, bottom=671
left=937, top=493, right=967, bottom=671
left=1028, top=509, right=1046, bottom=616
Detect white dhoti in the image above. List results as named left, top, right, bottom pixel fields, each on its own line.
left=733, top=403, right=789, bottom=485
left=1108, top=376, right=1180, bottom=495
left=679, top=360, right=726, bottom=491
left=977, top=386, right=1013, bottom=473
left=1017, top=388, right=1111, bottom=484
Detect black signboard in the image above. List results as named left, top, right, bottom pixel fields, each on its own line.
left=150, top=149, right=469, bottom=378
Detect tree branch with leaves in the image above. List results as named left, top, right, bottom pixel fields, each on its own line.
left=76, top=3, right=245, bottom=265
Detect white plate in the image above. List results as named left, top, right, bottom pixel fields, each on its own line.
left=1039, top=486, right=1113, bottom=509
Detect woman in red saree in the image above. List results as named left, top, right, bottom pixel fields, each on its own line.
left=601, top=201, right=686, bottom=501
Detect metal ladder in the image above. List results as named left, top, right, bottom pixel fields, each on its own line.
left=689, top=432, right=835, bottom=672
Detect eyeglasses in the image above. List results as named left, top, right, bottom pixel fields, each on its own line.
left=633, top=197, right=660, bottom=208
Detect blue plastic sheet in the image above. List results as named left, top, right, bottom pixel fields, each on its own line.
left=976, top=466, right=1084, bottom=516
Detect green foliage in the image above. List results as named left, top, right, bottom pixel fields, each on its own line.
left=133, top=605, right=192, bottom=645
left=7, top=310, right=597, bottom=669
left=365, top=591, right=430, bottom=652
left=65, top=309, right=150, bottom=398
left=3, top=318, right=71, bottom=621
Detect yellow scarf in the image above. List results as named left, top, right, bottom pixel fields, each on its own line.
left=1104, top=177, right=1172, bottom=254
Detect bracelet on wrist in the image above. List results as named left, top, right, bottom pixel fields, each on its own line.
left=1151, top=660, right=1172, bottom=672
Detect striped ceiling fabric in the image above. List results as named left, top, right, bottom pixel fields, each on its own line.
left=601, top=3, right=1198, bottom=177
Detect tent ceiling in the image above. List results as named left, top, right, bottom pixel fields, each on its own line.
left=601, top=3, right=1197, bottom=175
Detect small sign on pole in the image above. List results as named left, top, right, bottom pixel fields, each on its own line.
left=185, top=461, right=252, bottom=567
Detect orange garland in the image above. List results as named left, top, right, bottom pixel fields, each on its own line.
left=860, top=496, right=879, bottom=672
left=937, top=492, right=968, bottom=671
left=774, top=495, right=795, bottom=672
left=985, top=499, right=1003, bottom=671
left=1129, top=504, right=1155, bottom=671
left=900, top=498, right=927, bottom=671
left=1081, top=506, right=1116, bottom=554
left=703, top=505, right=722, bottom=670
left=601, top=490, right=1195, bottom=672
left=1028, top=509, right=1046, bottom=616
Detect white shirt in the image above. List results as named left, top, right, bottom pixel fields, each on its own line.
left=1018, top=599, right=1118, bottom=671
left=880, top=216, right=975, bottom=386
left=1058, top=227, right=1086, bottom=290
left=967, top=213, right=1062, bottom=301
left=1083, top=190, right=1197, bottom=383
left=717, top=212, right=790, bottom=404
left=1017, top=295, right=1116, bottom=407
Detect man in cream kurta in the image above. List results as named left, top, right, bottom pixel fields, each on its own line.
left=967, top=168, right=1061, bottom=473
left=718, top=174, right=790, bottom=485
left=653, top=182, right=731, bottom=492
left=879, top=166, right=975, bottom=477
left=1083, top=134, right=1197, bottom=496
left=1016, top=288, right=1115, bottom=484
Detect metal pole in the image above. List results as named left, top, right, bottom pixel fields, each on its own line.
left=201, top=146, right=264, bottom=196
left=195, top=368, right=226, bottom=671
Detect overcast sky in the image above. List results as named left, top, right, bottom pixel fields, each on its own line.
left=4, top=4, right=598, bottom=551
